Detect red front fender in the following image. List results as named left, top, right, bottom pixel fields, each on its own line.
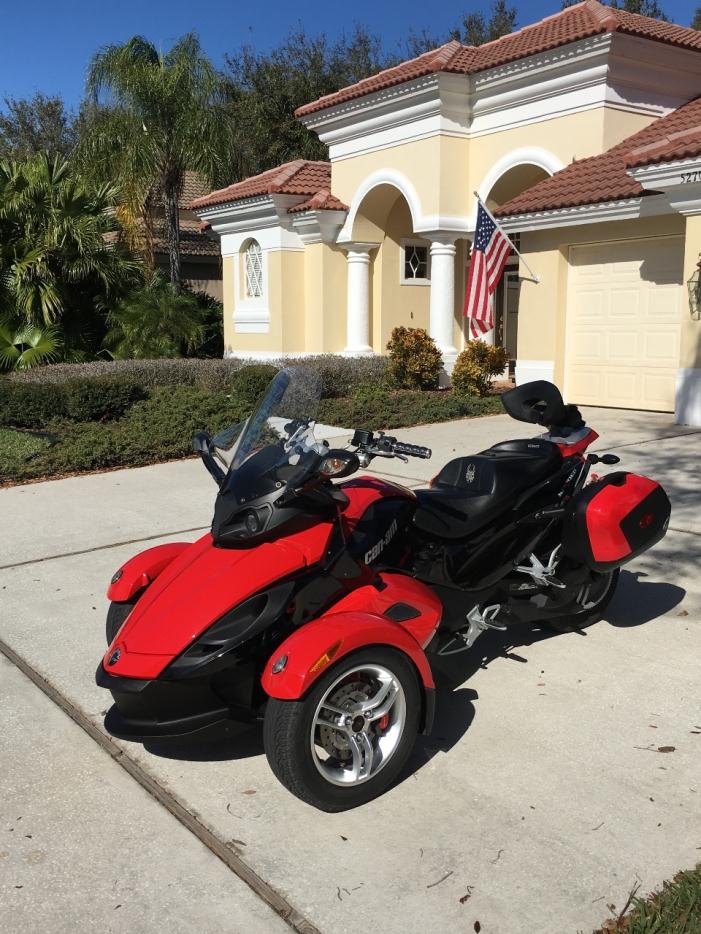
left=107, top=542, right=190, bottom=602
left=261, top=611, right=435, bottom=701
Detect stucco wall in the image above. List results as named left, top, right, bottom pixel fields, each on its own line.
left=332, top=105, right=659, bottom=228
left=681, top=214, right=701, bottom=370
left=375, top=198, right=431, bottom=350
left=303, top=242, right=350, bottom=354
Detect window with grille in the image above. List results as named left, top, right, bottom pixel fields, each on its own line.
left=401, top=241, right=430, bottom=284
left=244, top=241, right=263, bottom=298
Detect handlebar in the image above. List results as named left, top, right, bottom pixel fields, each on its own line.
left=393, top=440, right=432, bottom=460
left=350, top=429, right=431, bottom=462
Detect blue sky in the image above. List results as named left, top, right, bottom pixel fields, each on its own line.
left=0, top=0, right=696, bottom=109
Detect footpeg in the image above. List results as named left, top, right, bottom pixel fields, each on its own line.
left=514, top=546, right=566, bottom=589
left=437, top=604, right=505, bottom=656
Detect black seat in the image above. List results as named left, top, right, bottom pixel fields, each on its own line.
left=413, top=438, right=562, bottom=540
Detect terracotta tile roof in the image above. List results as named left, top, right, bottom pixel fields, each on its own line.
left=105, top=216, right=219, bottom=258
left=295, top=1, right=701, bottom=118
left=625, top=124, right=701, bottom=168
left=152, top=218, right=220, bottom=257
left=294, top=41, right=472, bottom=118
left=151, top=171, right=212, bottom=210
left=191, top=160, right=332, bottom=209
left=287, top=189, right=348, bottom=213
left=495, top=95, right=701, bottom=216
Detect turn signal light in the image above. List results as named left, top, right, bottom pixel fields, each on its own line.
left=309, top=640, right=342, bottom=674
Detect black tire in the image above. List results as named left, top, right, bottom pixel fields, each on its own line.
left=106, top=599, right=138, bottom=645
left=544, top=568, right=620, bottom=632
left=263, top=646, right=421, bottom=812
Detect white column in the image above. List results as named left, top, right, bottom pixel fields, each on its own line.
left=429, top=238, right=459, bottom=369
left=344, top=244, right=375, bottom=354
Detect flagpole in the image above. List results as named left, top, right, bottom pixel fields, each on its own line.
left=472, top=191, right=540, bottom=284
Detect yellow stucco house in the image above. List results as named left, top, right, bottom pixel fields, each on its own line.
left=192, top=0, right=701, bottom=426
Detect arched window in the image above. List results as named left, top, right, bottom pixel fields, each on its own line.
left=244, top=240, right=263, bottom=299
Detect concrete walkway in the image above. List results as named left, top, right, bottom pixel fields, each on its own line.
left=0, top=657, right=288, bottom=934
left=1, top=407, right=699, bottom=934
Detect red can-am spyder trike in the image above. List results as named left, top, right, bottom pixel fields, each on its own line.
left=97, top=368, right=670, bottom=811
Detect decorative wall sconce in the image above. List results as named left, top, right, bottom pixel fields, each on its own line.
left=688, top=253, right=701, bottom=320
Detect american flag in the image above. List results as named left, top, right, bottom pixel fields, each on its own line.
left=463, top=202, right=513, bottom=338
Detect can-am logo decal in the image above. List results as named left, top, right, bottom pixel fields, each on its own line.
left=364, top=519, right=398, bottom=564
left=464, top=463, right=476, bottom=484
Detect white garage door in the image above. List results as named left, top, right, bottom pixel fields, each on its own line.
left=566, top=237, right=683, bottom=411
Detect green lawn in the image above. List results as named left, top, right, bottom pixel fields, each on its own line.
left=0, top=427, right=51, bottom=479
left=593, top=865, right=701, bottom=933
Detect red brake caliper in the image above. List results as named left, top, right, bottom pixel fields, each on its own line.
left=377, top=714, right=390, bottom=731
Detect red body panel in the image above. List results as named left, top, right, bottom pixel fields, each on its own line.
left=326, top=574, right=442, bottom=649
left=586, top=473, right=658, bottom=562
left=103, top=478, right=419, bottom=682
left=261, top=607, right=436, bottom=701
left=554, top=428, right=599, bottom=457
left=340, top=476, right=415, bottom=532
left=107, top=542, right=190, bottom=602
left=103, top=521, right=333, bottom=678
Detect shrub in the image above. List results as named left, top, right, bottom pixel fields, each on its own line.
left=16, top=386, right=251, bottom=479
left=452, top=341, right=509, bottom=397
left=63, top=376, right=147, bottom=422
left=0, top=376, right=146, bottom=428
left=0, top=380, right=65, bottom=428
left=5, top=355, right=391, bottom=399
left=233, top=364, right=279, bottom=405
left=319, top=388, right=502, bottom=432
left=6, top=358, right=252, bottom=392
left=386, top=327, right=443, bottom=390
left=282, top=355, right=389, bottom=398
left=0, top=428, right=51, bottom=481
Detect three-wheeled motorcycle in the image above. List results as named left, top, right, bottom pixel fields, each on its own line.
left=97, top=368, right=670, bottom=810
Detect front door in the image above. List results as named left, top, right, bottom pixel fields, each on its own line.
left=494, top=268, right=521, bottom=375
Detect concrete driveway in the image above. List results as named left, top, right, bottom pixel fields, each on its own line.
left=1, top=407, right=699, bottom=934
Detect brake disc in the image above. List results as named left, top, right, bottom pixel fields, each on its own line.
left=317, top=681, right=368, bottom=760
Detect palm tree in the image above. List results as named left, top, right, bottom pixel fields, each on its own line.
left=0, top=153, right=138, bottom=328
left=84, top=34, right=234, bottom=288
left=105, top=273, right=205, bottom=358
left=0, top=320, right=62, bottom=370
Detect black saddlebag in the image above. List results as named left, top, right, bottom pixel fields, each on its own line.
left=562, top=472, right=670, bottom=572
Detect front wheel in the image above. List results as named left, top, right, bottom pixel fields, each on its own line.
left=263, top=647, right=421, bottom=811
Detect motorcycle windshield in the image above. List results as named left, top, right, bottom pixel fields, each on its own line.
left=209, top=367, right=323, bottom=482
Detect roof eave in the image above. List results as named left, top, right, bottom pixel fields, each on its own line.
left=498, top=192, right=671, bottom=231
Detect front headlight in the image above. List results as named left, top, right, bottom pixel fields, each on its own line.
left=162, top=581, right=294, bottom=679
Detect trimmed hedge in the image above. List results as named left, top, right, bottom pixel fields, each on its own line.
left=0, top=428, right=51, bottom=480
left=0, top=376, right=146, bottom=429
left=319, top=386, right=502, bottom=431
left=10, top=387, right=250, bottom=480
left=2, top=383, right=504, bottom=483
left=5, top=354, right=390, bottom=398
left=233, top=364, right=279, bottom=405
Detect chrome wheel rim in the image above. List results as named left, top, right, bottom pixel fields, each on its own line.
left=310, top=664, right=406, bottom=787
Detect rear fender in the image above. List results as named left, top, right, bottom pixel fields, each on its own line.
left=261, top=611, right=435, bottom=733
left=107, top=542, right=190, bottom=602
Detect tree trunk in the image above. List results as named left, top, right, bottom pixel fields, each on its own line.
left=163, top=184, right=181, bottom=288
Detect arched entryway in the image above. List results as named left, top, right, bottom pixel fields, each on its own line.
left=344, top=182, right=436, bottom=354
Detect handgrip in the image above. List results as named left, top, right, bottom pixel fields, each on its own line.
left=393, top=441, right=432, bottom=459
